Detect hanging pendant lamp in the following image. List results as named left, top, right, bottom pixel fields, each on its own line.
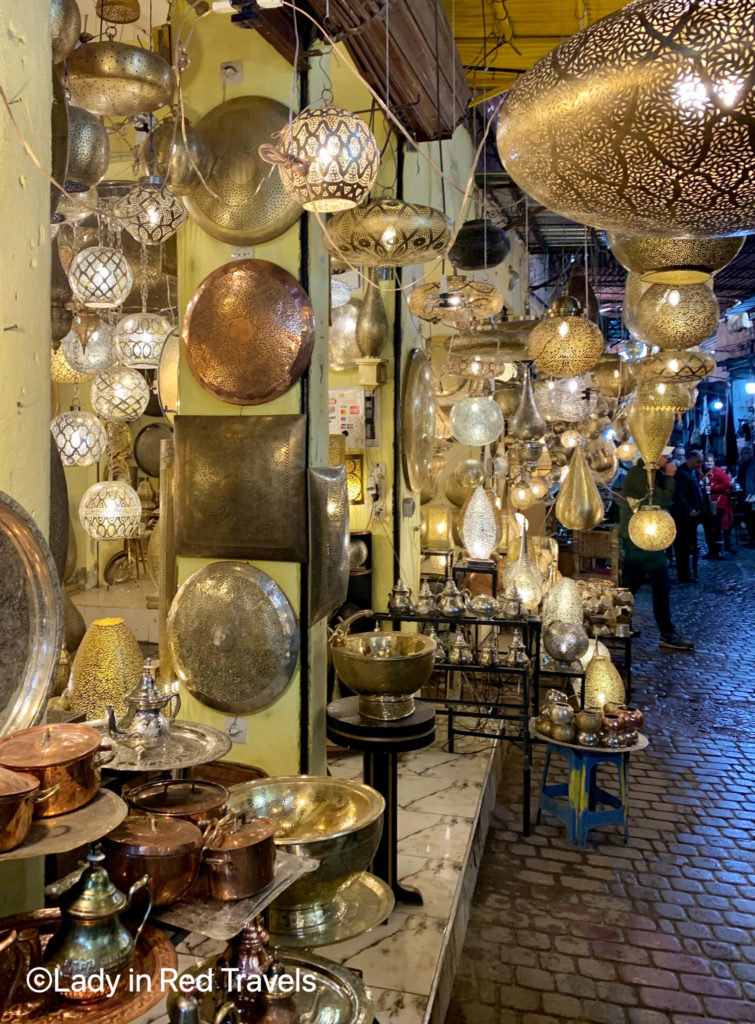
left=68, top=246, right=133, bottom=309
left=501, top=514, right=543, bottom=612
left=79, top=480, right=142, bottom=540
left=633, top=348, right=716, bottom=385
left=448, top=218, right=511, bottom=271
left=450, top=385, right=504, bottom=446
left=324, top=198, right=452, bottom=268
left=629, top=504, right=677, bottom=551
left=626, top=401, right=676, bottom=488
left=115, top=177, right=187, bottom=245
left=555, top=443, right=604, bottom=531
left=607, top=232, right=744, bottom=285
left=528, top=297, right=604, bottom=377
left=461, top=486, right=501, bottom=561
left=509, top=365, right=547, bottom=440
left=633, top=282, right=720, bottom=350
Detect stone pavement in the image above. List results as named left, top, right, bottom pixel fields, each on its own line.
left=445, top=548, right=755, bottom=1024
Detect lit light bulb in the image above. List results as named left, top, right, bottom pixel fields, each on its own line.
left=530, top=477, right=548, bottom=500
left=561, top=429, right=583, bottom=449
left=745, top=382, right=755, bottom=395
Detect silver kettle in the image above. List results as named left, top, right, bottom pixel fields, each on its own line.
left=438, top=579, right=468, bottom=617
left=415, top=581, right=438, bottom=616
left=107, top=658, right=180, bottom=749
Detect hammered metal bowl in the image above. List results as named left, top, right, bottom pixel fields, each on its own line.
left=183, top=258, right=315, bottom=406
left=228, top=776, right=384, bottom=934
left=64, top=41, right=173, bottom=117
left=330, top=632, right=436, bottom=720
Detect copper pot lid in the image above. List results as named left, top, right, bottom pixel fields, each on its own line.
left=127, top=779, right=228, bottom=817
left=206, top=816, right=276, bottom=852
left=182, top=258, right=315, bottom=406
left=0, top=724, right=101, bottom=769
left=0, top=765, right=38, bottom=800
left=103, top=815, right=202, bottom=856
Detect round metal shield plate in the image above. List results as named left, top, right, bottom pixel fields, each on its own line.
left=401, top=348, right=436, bottom=492
left=0, top=491, right=63, bottom=738
left=166, top=561, right=300, bottom=714
left=183, top=95, right=302, bottom=245
left=183, top=258, right=315, bottom=406
left=134, top=422, right=173, bottom=478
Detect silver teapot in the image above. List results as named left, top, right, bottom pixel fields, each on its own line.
left=477, top=633, right=500, bottom=667
left=448, top=631, right=473, bottom=665
left=438, top=579, right=468, bottom=617
left=107, top=658, right=181, bottom=749
left=387, top=578, right=414, bottom=615
left=414, top=580, right=438, bottom=616
left=426, top=626, right=445, bottom=663
left=468, top=592, right=498, bottom=617
left=505, top=628, right=529, bottom=667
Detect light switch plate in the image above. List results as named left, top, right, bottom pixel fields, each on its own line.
left=230, top=246, right=254, bottom=260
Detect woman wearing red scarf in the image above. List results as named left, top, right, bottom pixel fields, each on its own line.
left=703, top=454, right=736, bottom=555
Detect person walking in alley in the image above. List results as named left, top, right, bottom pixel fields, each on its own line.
left=672, top=449, right=703, bottom=583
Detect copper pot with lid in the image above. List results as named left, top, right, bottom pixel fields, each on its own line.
left=0, top=767, right=60, bottom=852
left=202, top=814, right=276, bottom=901
left=0, top=725, right=114, bottom=818
left=125, top=778, right=229, bottom=824
left=102, top=816, right=202, bottom=907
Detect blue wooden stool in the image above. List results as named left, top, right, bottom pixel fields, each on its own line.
left=535, top=736, right=645, bottom=847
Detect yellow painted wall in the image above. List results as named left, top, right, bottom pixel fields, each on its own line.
left=0, top=0, right=52, bottom=918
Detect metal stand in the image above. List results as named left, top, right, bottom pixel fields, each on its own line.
left=326, top=697, right=435, bottom=906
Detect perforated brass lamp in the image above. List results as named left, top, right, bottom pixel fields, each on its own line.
left=607, top=233, right=744, bottom=285
left=528, top=297, right=604, bottom=378
left=628, top=504, right=677, bottom=552
left=115, top=177, right=187, bottom=245
left=634, top=282, right=720, bottom=351
left=68, top=246, right=133, bottom=309
left=461, top=486, right=501, bottom=561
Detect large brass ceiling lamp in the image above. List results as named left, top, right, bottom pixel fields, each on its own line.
left=607, top=233, right=745, bottom=285
left=634, top=282, right=720, bottom=351
left=528, top=297, right=604, bottom=377
left=496, top=0, right=755, bottom=237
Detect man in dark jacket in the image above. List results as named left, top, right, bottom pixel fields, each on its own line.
left=671, top=449, right=703, bottom=583
left=619, top=449, right=693, bottom=650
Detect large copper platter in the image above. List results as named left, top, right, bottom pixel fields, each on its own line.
left=167, top=561, right=299, bottom=715
left=401, top=348, right=436, bottom=493
left=309, top=467, right=349, bottom=624
left=173, top=414, right=307, bottom=561
left=183, top=95, right=302, bottom=245
left=0, top=491, right=63, bottom=740
left=183, top=259, right=315, bottom=406
left=0, top=912, right=176, bottom=1023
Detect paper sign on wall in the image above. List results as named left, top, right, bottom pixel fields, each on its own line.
left=329, top=387, right=381, bottom=449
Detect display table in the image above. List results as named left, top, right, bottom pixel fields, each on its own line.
left=326, top=697, right=436, bottom=905
left=532, top=727, right=648, bottom=848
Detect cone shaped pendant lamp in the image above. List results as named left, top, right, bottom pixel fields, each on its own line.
left=626, top=401, right=675, bottom=489
left=510, top=365, right=546, bottom=440
left=555, top=444, right=604, bottom=531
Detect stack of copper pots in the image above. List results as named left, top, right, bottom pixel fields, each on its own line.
left=102, top=817, right=203, bottom=907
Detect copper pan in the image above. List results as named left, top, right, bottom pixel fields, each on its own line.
left=0, top=768, right=59, bottom=852
left=102, top=816, right=202, bottom=907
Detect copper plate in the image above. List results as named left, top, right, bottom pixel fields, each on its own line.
left=0, top=912, right=176, bottom=1023
left=402, top=348, right=436, bottom=493
left=183, top=95, right=302, bottom=245
left=0, top=490, right=63, bottom=740
left=183, top=258, right=315, bottom=406
left=309, top=467, right=349, bottom=624
left=173, top=414, right=307, bottom=561
left=166, top=561, right=300, bottom=715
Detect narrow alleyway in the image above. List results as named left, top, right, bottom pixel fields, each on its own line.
left=446, top=550, right=755, bottom=1024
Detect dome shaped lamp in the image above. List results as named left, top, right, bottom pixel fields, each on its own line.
left=528, top=296, right=604, bottom=377
left=115, top=176, right=187, bottom=244
left=79, top=479, right=142, bottom=540
left=68, top=246, right=133, bottom=309
left=583, top=654, right=625, bottom=710
left=461, top=486, right=501, bottom=562
left=509, top=476, right=535, bottom=511
left=113, top=311, right=173, bottom=369
left=50, top=407, right=108, bottom=467
left=628, top=504, right=677, bottom=551
left=90, top=366, right=151, bottom=422
left=61, top=312, right=116, bottom=376
left=634, top=282, right=720, bottom=351
left=269, top=106, right=380, bottom=212
left=450, top=386, right=505, bottom=446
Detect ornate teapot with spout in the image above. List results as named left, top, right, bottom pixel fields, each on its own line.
left=387, top=578, right=414, bottom=615
left=414, top=580, right=438, bottom=616
left=437, top=579, right=469, bottom=617
left=448, top=630, right=473, bottom=665
left=43, top=847, right=151, bottom=1001
left=107, top=658, right=180, bottom=749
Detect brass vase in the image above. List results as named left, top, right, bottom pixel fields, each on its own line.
left=555, top=444, right=604, bottom=531
left=70, top=617, right=143, bottom=719
left=355, top=267, right=388, bottom=357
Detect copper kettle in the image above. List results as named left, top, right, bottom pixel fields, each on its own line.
left=107, top=658, right=180, bottom=748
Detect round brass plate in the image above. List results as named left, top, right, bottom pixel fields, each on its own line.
left=183, top=95, right=302, bottom=245
left=183, top=258, right=315, bottom=405
left=402, top=348, right=436, bottom=493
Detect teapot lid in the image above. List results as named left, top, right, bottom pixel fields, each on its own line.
left=126, top=658, right=174, bottom=712
left=391, top=578, right=410, bottom=593
left=61, top=846, right=128, bottom=920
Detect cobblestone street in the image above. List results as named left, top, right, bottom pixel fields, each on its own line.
left=446, top=549, right=755, bottom=1024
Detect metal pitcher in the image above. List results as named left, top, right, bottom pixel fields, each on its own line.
left=387, top=579, right=414, bottom=615
left=437, top=579, right=467, bottom=616
left=414, top=580, right=438, bottom=616
left=107, top=657, right=180, bottom=749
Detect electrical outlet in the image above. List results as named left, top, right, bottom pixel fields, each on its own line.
left=220, top=60, right=244, bottom=87
left=224, top=717, right=248, bottom=743
left=230, top=245, right=254, bottom=260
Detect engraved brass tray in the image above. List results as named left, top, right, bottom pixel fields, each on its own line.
left=87, top=719, right=232, bottom=772
left=0, top=912, right=176, bottom=1023
left=0, top=790, right=127, bottom=862
left=168, top=947, right=373, bottom=1024
left=173, top=415, right=307, bottom=561
left=309, top=467, right=349, bottom=624
left=183, top=95, right=302, bottom=245
left=402, top=348, right=436, bottom=493
left=183, top=258, right=315, bottom=406
left=166, top=561, right=299, bottom=715
left=0, top=490, right=63, bottom=739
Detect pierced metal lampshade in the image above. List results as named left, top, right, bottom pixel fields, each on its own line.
left=138, top=115, right=214, bottom=196
left=115, top=177, right=187, bottom=245
left=623, top=272, right=651, bottom=346
left=555, top=443, right=604, bottom=531
left=113, top=312, right=173, bottom=369
left=509, top=477, right=535, bottom=511
left=64, top=105, right=110, bottom=193
left=528, top=297, right=604, bottom=377
left=330, top=278, right=351, bottom=309
left=324, top=198, right=452, bottom=267
left=535, top=374, right=597, bottom=423
left=79, top=480, right=142, bottom=540
left=50, top=344, right=94, bottom=384
left=90, top=366, right=150, bottom=422
left=450, top=393, right=504, bottom=446
left=409, top=277, right=503, bottom=325
left=633, top=348, right=716, bottom=385
left=61, top=314, right=116, bottom=376
left=50, top=409, right=108, bottom=467
left=68, top=246, right=133, bottom=309
left=65, top=41, right=173, bottom=118
left=51, top=0, right=82, bottom=64
left=634, top=379, right=697, bottom=413
left=329, top=298, right=361, bottom=371
left=607, top=233, right=745, bottom=285
left=96, top=0, right=140, bottom=23
left=443, top=351, right=508, bottom=379
left=273, top=107, right=380, bottom=212
left=461, top=486, right=501, bottom=560
left=421, top=504, right=452, bottom=550
left=591, top=354, right=632, bottom=399
left=628, top=504, right=677, bottom=551
left=501, top=516, right=543, bottom=611
left=634, top=282, right=720, bottom=351
left=496, top=0, right=755, bottom=237
left=626, top=402, right=675, bottom=472
left=448, top=218, right=511, bottom=271
left=584, top=655, right=625, bottom=710
left=542, top=576, right=583, bottom=628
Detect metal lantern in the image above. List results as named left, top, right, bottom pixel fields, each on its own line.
left=90, top=366, right=150, bottom=422
left=634, top=380, right=697, bottom=413
left=79, top=480, right=142, bottom=540
left=96, top=0, right=140, bottom=25
left=616, top=441, right=638, bottom=462
left=409, top=277, right=503, bottom=325
left=51, top=0, right=81, bottom=64
left=633, top=348, right=716, bottom=385
left=272, top=107, right=380, bottom=212
left=529, top=297, right=604, bottom=378
left=591, top=354, right=631, bottom=399
left=634, top=282, right=720, bottom=351
left=509, top=477, right=535, bottom=511
left=555, top=444, right=604, bottom=531
left=324, top=198, right=452, bottom=268
left=496, top=0, right=755, bottom=237
left=448, top=218, right=511, bottom=271
left=68, top=246, right=133, bottom=309
left=535, top=374, right=597, bottom=423
left=607, top=233, right=745, bottom=284
left=113, top=312, right=173, bottom=369
left=138, top=115, right=214, bottom=196
left=65, top=41, right=173, bottom=118
left=584, top=655, right=625, bottom=709
left=628, top=504, right=677, bottom=551
left=450, top=393, right=504, bottom=446
left=50, top=409, right=108, bottom=467
left=115, top=177, right=187, bottom=245
left=65, top=106, right=110, bottom=193
left=461, top=486, right=501, bottom=560
left=542, top=576, right=583, bottom=628
left=510, top=365, right=547, bottom=440
left=51, top=344, right=94, bottom=385
left=61, top=313, right=116, bottom=376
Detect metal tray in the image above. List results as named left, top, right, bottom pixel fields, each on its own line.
left=309, top=467, right=349, bottom=624
left=86, top=719, right=232, bottom=772
left=402, top=347, right=436, bottom=493
left=0, top=789, right=127, bottom=862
